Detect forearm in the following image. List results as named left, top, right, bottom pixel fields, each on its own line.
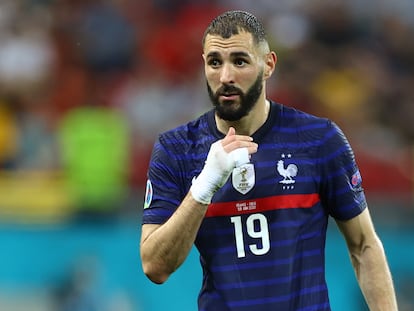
left=141, top=193, right=207, bottom=284
left=351, top=236, right=398, bottom=311
left=141, top=128, right=257, bottom=284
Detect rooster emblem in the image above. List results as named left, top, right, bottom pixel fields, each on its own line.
left=277, top=160, right=298, bottom=184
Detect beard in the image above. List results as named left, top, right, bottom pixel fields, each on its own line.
left=207, top=71, right=263, bottom=121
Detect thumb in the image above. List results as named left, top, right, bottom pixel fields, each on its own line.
left=226, top=127, right=236, bottom=138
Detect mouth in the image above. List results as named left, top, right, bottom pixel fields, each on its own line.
left=219, top=93, right=240, bottom=101
left=220, top=95, right=239, bottom=101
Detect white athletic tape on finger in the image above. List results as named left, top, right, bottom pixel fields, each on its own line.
left=230, top=147, right=249, bottom=167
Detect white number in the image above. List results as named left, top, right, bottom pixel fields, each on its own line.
left=230, top=214, right=270, bottom=258
left=231, top=215, right=245, bottom=257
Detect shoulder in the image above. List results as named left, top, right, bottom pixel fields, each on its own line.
left=277, top=103, right=329, bottom=126
left=274, top=102, right=341, bottom=136
left=156, top=110, right=213, bottom=153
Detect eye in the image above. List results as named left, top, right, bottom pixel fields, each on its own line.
left=234, top=58, right=248, bottom=67
left=208, top=58, right=221, bottom=68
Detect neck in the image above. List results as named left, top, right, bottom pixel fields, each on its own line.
left=215, top=97, right=270, bottom=136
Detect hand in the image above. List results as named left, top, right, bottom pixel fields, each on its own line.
left=190, top=127, right=258, bottom=205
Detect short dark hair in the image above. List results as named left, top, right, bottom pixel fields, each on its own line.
left=202, top=10, right=268, bottom=48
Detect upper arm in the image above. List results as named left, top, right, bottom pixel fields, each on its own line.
left=335, top=208, right=380, bottom=252
left=319, top=121, right=367, bottom=220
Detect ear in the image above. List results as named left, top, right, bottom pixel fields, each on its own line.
left=263, top=51, right=277, bottom=79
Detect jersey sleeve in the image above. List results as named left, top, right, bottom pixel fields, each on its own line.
left=142, top=134, right=184, bottom=225
left=319, top=120, right=367, bottom=220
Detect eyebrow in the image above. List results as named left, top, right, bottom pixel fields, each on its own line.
left=206, top=51, right=220, bottom=59
left=206, top=51, right=251, bottom=59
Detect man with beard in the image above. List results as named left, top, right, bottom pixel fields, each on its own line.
left=140, top=10, right=397, bottom=311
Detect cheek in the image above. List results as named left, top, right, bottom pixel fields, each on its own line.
left=242, top=70, right=261, bottom=88
left=205, top=70, right=219, bottom=87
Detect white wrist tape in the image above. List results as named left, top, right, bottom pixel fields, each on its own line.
left=230, top=147, right=250, bottom=168
left=190, top=141, right=249, bottom=205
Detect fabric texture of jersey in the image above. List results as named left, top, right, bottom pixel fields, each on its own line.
left=142, top=101, right=367, bottom=311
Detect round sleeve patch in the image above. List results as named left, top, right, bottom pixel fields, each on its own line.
left=351, top=170, right=362, bottom=188
left=143, top=179, right=153, bottom=209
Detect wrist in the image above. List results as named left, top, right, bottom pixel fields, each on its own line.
left=190, top=142, right=250, bottom=205
left=190, top=169, right=219, bottom=205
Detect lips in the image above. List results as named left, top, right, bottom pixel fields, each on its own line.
left=220, top=94, right=239, bottom=101
left=216, top=85, right=242, bottom=102
left=220, top=90, right=240, bottom=98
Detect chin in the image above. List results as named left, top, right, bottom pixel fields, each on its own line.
left=216, top=108, right=246, bottom=122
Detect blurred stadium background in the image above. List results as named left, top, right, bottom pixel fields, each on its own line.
left=0, top=0, right=413, bottom=310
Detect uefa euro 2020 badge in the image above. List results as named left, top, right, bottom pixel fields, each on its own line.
left=144, top=179, right=153, bottom=209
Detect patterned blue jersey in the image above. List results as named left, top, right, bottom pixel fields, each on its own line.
left=142, top=101, right=367, bottom=311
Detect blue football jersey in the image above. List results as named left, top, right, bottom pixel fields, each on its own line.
left=142, top=101, right=367, bottom=311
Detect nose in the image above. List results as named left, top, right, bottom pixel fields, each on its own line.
left=219, top=63, right=235, bottom=84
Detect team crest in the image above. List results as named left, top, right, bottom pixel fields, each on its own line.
left=232, top=163, right=255, bottom=194
left=277, top=153, right=298, bottom=189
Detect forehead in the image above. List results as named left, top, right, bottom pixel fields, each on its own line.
left=203, top=32, right=256, bottom=57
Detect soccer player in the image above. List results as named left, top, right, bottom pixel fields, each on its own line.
left=140, top=10, right=398, bottom=311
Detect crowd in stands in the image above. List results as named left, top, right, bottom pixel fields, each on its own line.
left=0, top=0, right=413, bottom=218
